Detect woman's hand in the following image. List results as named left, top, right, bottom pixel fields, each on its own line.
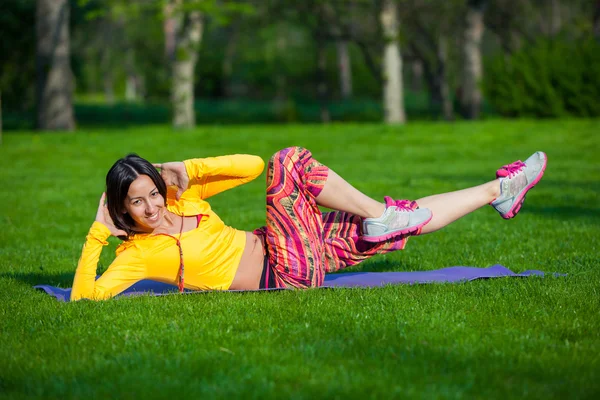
left=152, top=161, right=189, bottom=200
left=95, top=193, right=127, bottom=237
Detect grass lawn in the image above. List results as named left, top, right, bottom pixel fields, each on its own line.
left=1, top=119, right=599, bottom=399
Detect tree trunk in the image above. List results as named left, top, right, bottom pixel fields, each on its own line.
left=437, top=36, right=453, bottom=121
left=409, top=40, right=452, bottom=121
left=316, top=35, right=331, bottom=123
left=550, top=0, right=561, bottom=36
left=593, top=0, right=600, bottom=40
left=460, top=0, right=486, bottom=120
left=222, top=23, right=239, bottom=98
left=125, top=49, right=138, bottom=102
left=336, top=40, right=353, bottom=99
left=410, top=60, right=423, bottom=92
left=125, top=77, right=136, bottom=102
left=380, top=0, right=406, bottom=124
left=164, top=1, right=177, bottom=61
left=36, top=0, right=75, bottom=131
left=101, top=45, right=114, bottom=104
left=170, top=8, right=203, bottom=129
left=275, top=32, right=287, bottom=103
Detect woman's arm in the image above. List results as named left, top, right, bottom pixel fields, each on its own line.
left=71, top=194, right=146, bottom=301
left=186, top=154, right=264, bottom=199
left=156, top=154, right=265, bottom=200
left=71, top=234, right=145, bottom=301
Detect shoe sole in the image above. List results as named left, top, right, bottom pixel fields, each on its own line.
left=502, top=152, right=547, bottom=219
left=362, top=212, right=434, bottom=243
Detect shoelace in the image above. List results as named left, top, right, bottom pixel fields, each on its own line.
left=497, top=160, right=525, bottom=178
left=384, top=196, right=418, bottom=211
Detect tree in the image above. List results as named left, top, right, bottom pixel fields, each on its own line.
left=100, top=18, right=116, bottom=104
left=336, top=39, right=353, bottom=99
left=325, top=1, right=355, bottom=100
left=36, top=0, right=75, bottom=131
left=75, top=0, right=163, bottom=104
left=550, top=0, right=562, bottom=36
left=1, top=0, right=36, bottom=133
left=164, top=0, right=204, bottom=129
left=460, top=0, right=487, bottom=119
left=380, top=0, right=406, bottom=124
left=594, top=0, right=600, bottom=39
left=164, top=0, right=253, bottom=128
left=404, top=0, right=461, bottom=121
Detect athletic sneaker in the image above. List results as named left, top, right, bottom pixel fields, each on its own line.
left=362, top=196, right=433, bottom=242
left=491, top=151, right=547, bottom=219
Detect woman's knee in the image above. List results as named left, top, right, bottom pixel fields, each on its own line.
left=267, top=146, right=327, bottom=195
left=269, top=147, right=308, bottom=166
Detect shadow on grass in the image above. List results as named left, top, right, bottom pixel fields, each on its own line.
left=0, top=271, right=74, bottom=288
left=520, top=204, right=600, bottom=220
left=1, top=325, right=594, bottom=399
left=1, top=262, right=434, bottom=289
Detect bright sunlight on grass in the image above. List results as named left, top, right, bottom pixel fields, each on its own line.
left=1, top=119, right=599, bottom=398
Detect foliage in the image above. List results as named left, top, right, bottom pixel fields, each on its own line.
left=1, top=0, right=599, bottom=123
left=0, top=0, right=37, bottom=110
left=483, top=38, right=600, bottom=118
left=1, top=120, right=599, bottom=398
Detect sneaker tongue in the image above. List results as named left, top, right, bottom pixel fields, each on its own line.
left=384, top=197, right=418, bottom=211
left=496, top=169, right=509, bottom=178
left=496, top=160, right=525, bottom=178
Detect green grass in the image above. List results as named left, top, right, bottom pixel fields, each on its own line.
left=1, top=119, right=599, bottom=399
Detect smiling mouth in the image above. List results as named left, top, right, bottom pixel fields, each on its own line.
left=147, top=212, right=160, bottom=222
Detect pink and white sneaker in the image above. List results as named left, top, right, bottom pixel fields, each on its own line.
left=362, top=197, right=433, bottom=242
left=491, top=151, right=547, bottom=219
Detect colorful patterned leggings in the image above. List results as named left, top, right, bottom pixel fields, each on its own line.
left=255, top=147, right=409, bottom=289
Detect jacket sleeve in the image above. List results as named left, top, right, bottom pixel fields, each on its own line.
left=71, top=222, right=146, bottom=301
left=183, top=154, right=264, bottom=199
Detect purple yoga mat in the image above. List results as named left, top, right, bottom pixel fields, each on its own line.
left=34, top=264, right=552, bottom=302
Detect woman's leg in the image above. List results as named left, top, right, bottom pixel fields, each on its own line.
left=318, top=174, right=501, bottom=237
left=316, top=169, right=433, bottom=242
left=316, top=151, right=546, bottom=237
left=318, top=180, right=501, bottom=273
left=320, top=211, right=409, bottom=273
left=262, top=147, right=330, bottom=288
left=281, top=150, right=543, bottom=276
left=261, top=146, right=419, bottom=287
left=316, top=169, right=385, bottom=218
left=416, top=179, right=500, bottom=234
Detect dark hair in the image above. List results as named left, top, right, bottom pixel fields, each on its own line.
left=106, top=153, right=167, bottom=239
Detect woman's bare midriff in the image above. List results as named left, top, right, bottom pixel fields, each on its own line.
left=229, top=232, right=265, bottom=290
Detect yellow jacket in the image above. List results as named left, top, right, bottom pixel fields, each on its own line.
left=71, top=154, right=265, bottom=301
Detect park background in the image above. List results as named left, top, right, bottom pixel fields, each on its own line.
left=1, top=0, right=599, bottom=398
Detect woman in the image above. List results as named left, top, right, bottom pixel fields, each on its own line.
left=71, top=147, right=547, bottom=301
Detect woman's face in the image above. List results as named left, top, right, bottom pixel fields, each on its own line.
left=123, top=174, right=166, bottom=233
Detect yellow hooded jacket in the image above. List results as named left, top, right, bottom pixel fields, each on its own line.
left=71, top=154, right=265, bottom=301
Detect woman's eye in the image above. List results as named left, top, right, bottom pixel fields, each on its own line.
left=133, top=200, right=141, bottom=205
left=151, top=192, right=158, bottom=197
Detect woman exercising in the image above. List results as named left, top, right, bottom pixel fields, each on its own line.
left=71, top=147, right=546, bottom=301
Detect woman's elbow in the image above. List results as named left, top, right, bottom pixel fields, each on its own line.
left=250, top=156, right=265, bottom=176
